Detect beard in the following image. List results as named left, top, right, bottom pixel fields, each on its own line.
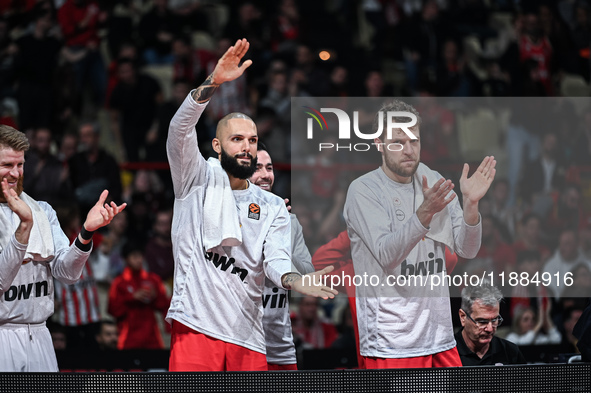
left=384, top=155, right=419, bottom=179
left=0, top=176, right=24, bottom=203
left=220, top=147, right=258, bottom=180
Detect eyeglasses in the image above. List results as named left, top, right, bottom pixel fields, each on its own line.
left=462, top=310, right=503, bottom=329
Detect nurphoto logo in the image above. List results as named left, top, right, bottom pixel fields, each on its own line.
left=303, top=107, right=417, bottom=151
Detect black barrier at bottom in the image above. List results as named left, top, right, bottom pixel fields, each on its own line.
left=1, top=363, right=590, bottom=393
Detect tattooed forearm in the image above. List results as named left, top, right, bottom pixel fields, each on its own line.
left=191, top=74, right=220, bottom=103
left=281, top=273, right=302, bottom=290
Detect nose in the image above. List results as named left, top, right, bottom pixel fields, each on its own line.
left=9, top=165, right=20, bottom=178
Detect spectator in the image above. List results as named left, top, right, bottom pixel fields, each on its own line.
left=23, top=128, right=71, bottom=205
left=57, top=132, right=78, bottom=163
left=68, top=121, right=122, bottom=216
left=108, top=241, right=170, bottom=350
left=14, top=8, right=61, bottom=133
left=509, top=250, right=548, bottom=317
left=505, top=304, right=562, bottom=345
left=146, top=78, right=192, bottom=163
left=292, top=296, right=338, bottom=350
left=543, top=228, right=590, bottom=298
left=57, top=0, right=108, bottom=111
left=520, top=131, right=567, bottom=216
left=455, top=282, right=526, bottom=366
left=109, top=58, right=162, bottom=163
left=488, top=179, right=517, bottom=241
left=469, top=215, right=516, bottom=275
left=512, top=213, right=551, bottom=263
left=94, top=320, right=118, bottom=351
left=138, top=0, right=180, bottom=65
left=48, top=322, right=68, bottom=351
left=144, top=209, right=174, bottom=284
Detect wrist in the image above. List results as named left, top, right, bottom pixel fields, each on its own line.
left=80, top=225, right=95, bottom=241
left=281, top=272, right=302, bottom=290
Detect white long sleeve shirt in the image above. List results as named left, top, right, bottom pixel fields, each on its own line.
left=165, top=93, right=292, bottom=354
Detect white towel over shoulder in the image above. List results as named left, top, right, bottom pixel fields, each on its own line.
left=202, top=157, right=242, bottom=251
left=0, top=192, right=55, bottom=261
left=413, top=163, right=455, bottom=252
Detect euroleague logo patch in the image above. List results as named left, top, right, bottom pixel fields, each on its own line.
left=248, top=203, right=260, bottom=220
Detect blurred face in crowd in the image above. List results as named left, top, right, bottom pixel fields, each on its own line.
left=153, top=210, right=172, bottom=239
left=125, top=250, right=144, bottom=272
left=0, top=147, right=25, bottom=202
left=298, top=297, right=319, bottom=323
left=250, top=150, right=274, bottom=191
left=559, top=230, right=578, bottom=261
left=518, top=309, right=536, bottom=334
left=460, top=300, right=499, bottom=349
left=33, top=128, right=52, bottom=156
left=78, top=124, right=99, bottom=152
left=96, top=323, right=119, bottom=350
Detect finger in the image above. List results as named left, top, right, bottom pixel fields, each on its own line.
left=443, top=192, right=457, bottom=206
left=239, top=59, right=253, bottom=72
left=430, top=178, right=445, bottom=193
left=488, top=168, right=497, bottom=182
left=461, top=163, right=469, bottom=180
left=476, top=156, right=491, bottom=173
left=96, top=189, right=109, bottom=207
left=235, top=39, right=249, bottom=58
left=317, top=265, right=335, bottom=274
left=116, top=202, right=127, bottom=213
left=421, top=175, right=429, bottom=192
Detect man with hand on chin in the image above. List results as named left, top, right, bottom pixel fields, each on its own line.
left=166, top=38, right=336, bottom=372
left=0, top=124, right=126, bottom=372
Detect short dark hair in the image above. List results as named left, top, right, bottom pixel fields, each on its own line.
left=121, top=241, right=144, bottom=259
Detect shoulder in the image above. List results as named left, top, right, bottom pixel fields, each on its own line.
left=348, top=169, right=382, bottom=193
left=248, top=182, right=286, bottom=208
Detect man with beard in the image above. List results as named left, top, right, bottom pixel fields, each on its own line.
left=166, top=38, right=336, bottom=372
left=0, top=124, right=126, bottom=371
left=344, top=99, right=495, bottom=368
left=249, top=142, right=315, bottom=370
left=455, top=282, right=525, bottom=366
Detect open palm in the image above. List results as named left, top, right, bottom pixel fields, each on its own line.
left=212, top=39, right=253, bottom=84
left=460, top=156, right=496, bottom=203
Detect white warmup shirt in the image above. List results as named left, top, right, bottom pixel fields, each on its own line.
left=165, top=93, right=293, bottom=354
left=344, top=167, right=481, bottom=358
left=263, top=214, right=314, bottom=365
left=0, top=202, right=92, bottom=371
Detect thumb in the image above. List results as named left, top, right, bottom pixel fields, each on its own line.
left=239, top=59, right=253, bottom=72
left=421, top=175, right=429, bottom=192
left=461, top=163, right=469, bottom=180
left=317, top=265, right=335, bottom=275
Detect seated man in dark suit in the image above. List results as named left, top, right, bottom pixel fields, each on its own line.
left=455, top=281, right=526, bottom=366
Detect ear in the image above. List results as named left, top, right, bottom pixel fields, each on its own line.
left=374, top=137, right=383, bottom=152
left=212, top=138, right=221, bottom=155
left=459, top=309, right=466, bottom=327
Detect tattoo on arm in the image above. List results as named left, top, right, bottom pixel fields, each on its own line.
left=281, top=273, right=302, bottom=290
left=191, top=74, right=220, bottom=104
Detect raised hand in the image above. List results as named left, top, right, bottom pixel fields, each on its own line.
left=211, top=38, right=253, bottom=85
left=460, top=156, right=496, bottom=204
left=2, top=178, right=32, bottom=224
left=83, top=190, right=127, bottom=232
left=416, top=176, right=456, bottom=227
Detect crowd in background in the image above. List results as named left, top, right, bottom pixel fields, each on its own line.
left=1, top=0, right=591, bottom=366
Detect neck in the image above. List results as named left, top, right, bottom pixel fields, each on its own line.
left=462, top=329, right=489, bottom=358
left=381, top=164, right=412, bottom=184
left=228, top=175, right=248, bottom=190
